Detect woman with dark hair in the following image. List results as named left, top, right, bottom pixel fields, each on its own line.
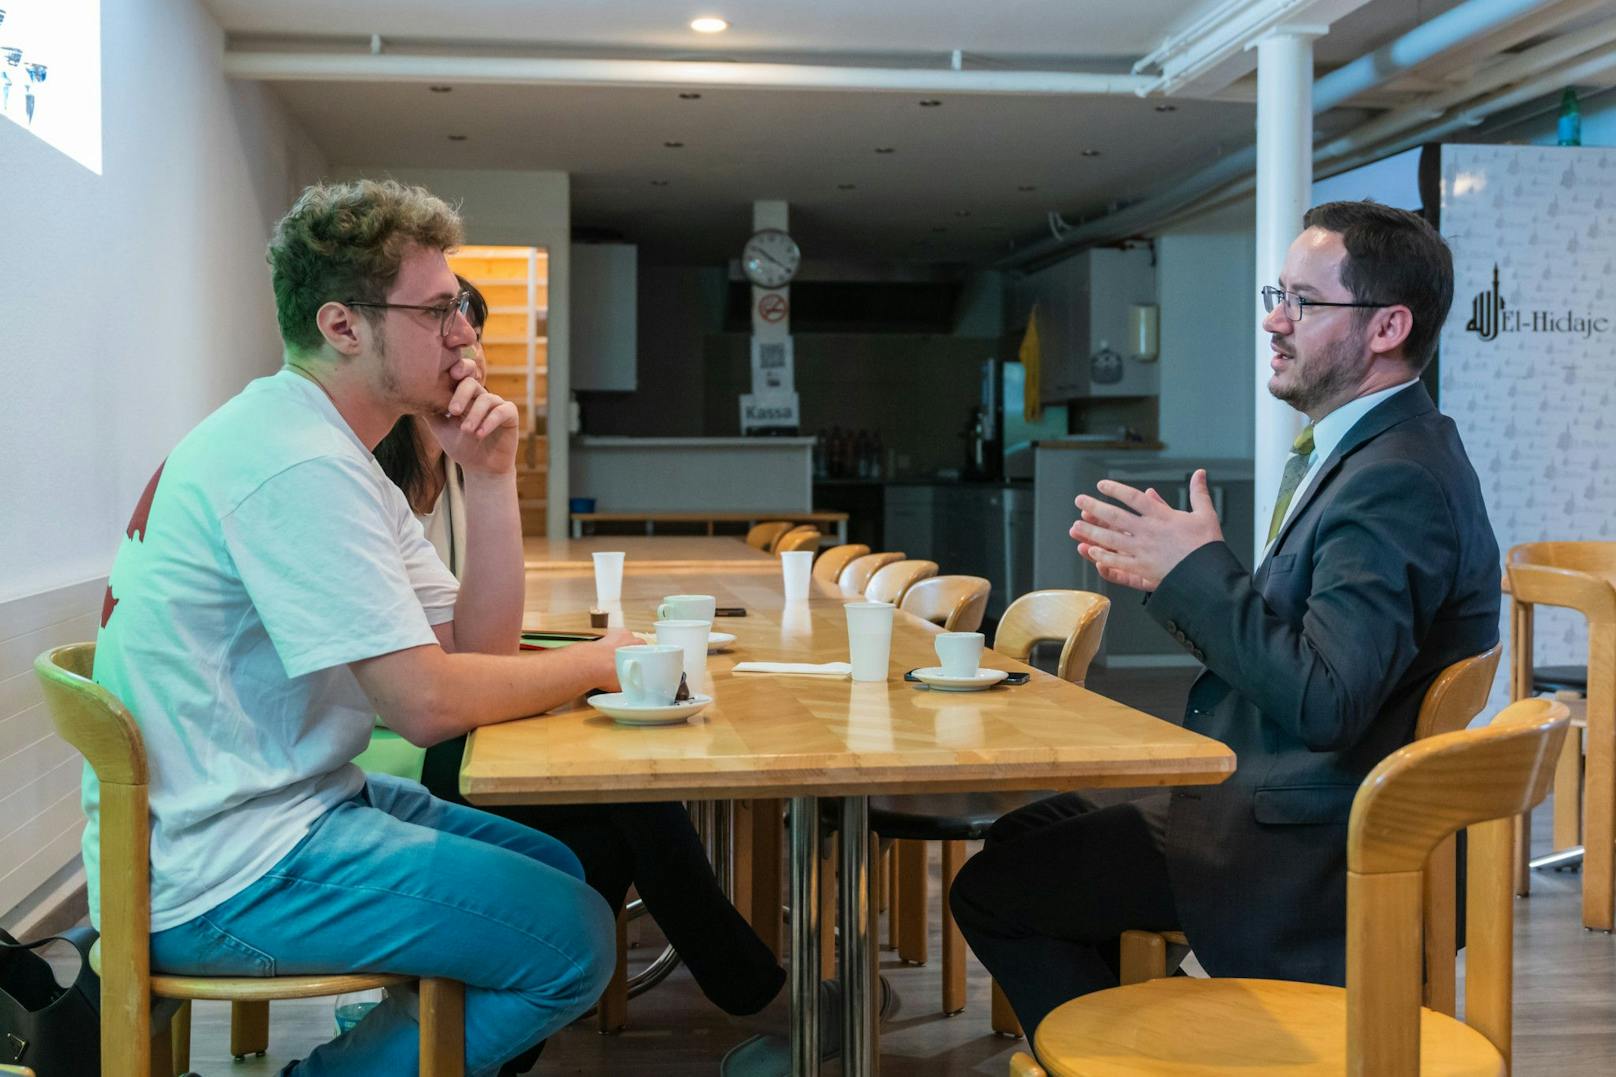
left=373, top=276, right=786, bottom=1024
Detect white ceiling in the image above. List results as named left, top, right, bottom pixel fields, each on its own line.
left=206, top=0, right=1505, bottom=266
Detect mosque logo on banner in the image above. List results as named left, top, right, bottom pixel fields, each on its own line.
left=1466, top=263, right=1610, bottom=341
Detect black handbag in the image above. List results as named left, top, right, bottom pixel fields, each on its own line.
left=0, top=924, right=101, bottom=1076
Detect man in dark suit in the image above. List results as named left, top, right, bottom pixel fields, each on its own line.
left=950, top=201, right=1500, bottom=1041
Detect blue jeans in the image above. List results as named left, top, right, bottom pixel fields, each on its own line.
left=149, top=775, right=615, bottom=1077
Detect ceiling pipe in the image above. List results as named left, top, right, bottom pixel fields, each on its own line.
left=1000, top=0, right=1585, bottom=269
left=221, top=50, right=1154, bottom=97
left=1315, top=17, right=1616, bottom=163
left=1312, top=0, right=1584, bottom=111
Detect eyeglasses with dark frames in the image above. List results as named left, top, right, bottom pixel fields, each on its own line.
left=1261, top=285, right=1391, bottom=322
left=344, top=290, right=475, bottom=339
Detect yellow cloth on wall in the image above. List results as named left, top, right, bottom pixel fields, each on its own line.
left=1020, top=305, right=1043, bottom=422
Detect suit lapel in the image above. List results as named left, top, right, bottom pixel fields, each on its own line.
left=1267, top=383, right=1436, bottom=555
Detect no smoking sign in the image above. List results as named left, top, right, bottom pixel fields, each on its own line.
left=757, top=292, right=789, bottom=323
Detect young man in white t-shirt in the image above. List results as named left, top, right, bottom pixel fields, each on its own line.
left=91, top=179, right=635, bottom=1077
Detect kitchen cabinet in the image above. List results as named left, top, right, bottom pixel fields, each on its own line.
left=571, top=243, right=637, bottom=391
left=1012, top=246, right=1158, bottom=406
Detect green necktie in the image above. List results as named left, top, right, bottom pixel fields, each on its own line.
left=1266, top=425, right=1316, bottom=545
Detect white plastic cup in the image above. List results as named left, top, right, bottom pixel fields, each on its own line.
left=935, top=631, right=985, bottom=679
left=614, top=643, right=684, bottom=706
left=657, top=594, right=716, bottom=621
left=654, top=619, right=711, bottom=679
left=592, top=551, right=626, bottom=605
left=781, top=550, right=814, bottom=601
left=844, top=602, right=896, bottom=683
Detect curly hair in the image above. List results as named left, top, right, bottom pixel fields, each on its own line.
left=267, top=179, right=465, bottom=353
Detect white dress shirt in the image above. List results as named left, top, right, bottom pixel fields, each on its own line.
left=1259, top=379, right=1421, bottom=567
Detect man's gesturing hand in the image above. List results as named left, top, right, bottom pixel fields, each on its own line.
left=1069, top=469, right=1224, bottom=593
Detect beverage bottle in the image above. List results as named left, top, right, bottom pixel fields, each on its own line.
left=1558, top=87, right=1581, bottom=147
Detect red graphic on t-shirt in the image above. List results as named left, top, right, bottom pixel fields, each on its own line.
left=101, top=461, right=167, bottom=628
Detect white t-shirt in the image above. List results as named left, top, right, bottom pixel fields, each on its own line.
left=88, top=370, right=459, bottom=932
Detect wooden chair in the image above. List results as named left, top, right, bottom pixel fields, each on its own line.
left=838, top=552, right=905, bottom=596
left=864, top=560, right=938, bottom=605
left=872, top=590, right=1109, bottom=1030
left=775, top=528, right=823, bottom=554
left=900, top=576, right=992, bottom=633
left=745, top=520, right=793, bottom=551
left=1010, top=695, right=1569, bottom=1077
left=770, top=523, right=818, bottom=553
left=1505, top=540, right=1613, bottom=931
left=1117, top=644, right=1503, bottom=1019
left=813, top=544, right=869, bottom=586
left=34, top=643, right=466, bottom=1077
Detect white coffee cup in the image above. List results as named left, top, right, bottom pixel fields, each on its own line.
left=935, top=631, right=985, bottom=679
left=614, top=644, right=684, bottom=706
left=657, top=594, right=716, bottom=622
left=593, top=551, right=626, bottom=604
left=844, top=601, right=896, bottom=682
left=654, top=619, right=711, bottom=679
left=781, top=550, right=813, bottom=601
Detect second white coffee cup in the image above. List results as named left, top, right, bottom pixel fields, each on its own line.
left=615, top=644, right=684, bottom=706
left=934, top=631, right=985, bottom=679
left=657, top=594, right=716, bottom=621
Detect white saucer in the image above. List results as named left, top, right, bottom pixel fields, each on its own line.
left=587, top=692, right=714, bottom=726
left=707, top=631, right=737, bottom=652
left=912, top=667, right=1009, bottom=692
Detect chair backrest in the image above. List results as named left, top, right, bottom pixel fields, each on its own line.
left=775, top=528, right=823, bottom=554
left=746, top=520, right=793, bottom=551
left=1345, top=697, right=1568, bottom=1075
left=34, top=643, right=155, bottom=1052
left=994, top=590, right=1110, bottom=686
left=901, top=575, right=992, bottom=633
left=771, top=523, right=818, bottom=553
left=1414, top=643, right=1502, bottom=741
left=838, top=551, right=905, bottom=596
left=865, top=559, right=938, bottom=606
left=813, top=544, right=869, bottom=585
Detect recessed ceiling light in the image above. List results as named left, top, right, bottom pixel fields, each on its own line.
left=874, top=146, right=896, bottom=154
left=428, top=85, right=452, bottom=94
left=1017, top=184, right=1038, bottom=192
left=447, top=134, right=468, bottom=142
left=679, top=92, right=703, bottom=100
left=955, top=210, right=972, bottom=218
left=918, top=99, right=942, bottom=108
left=1154, top=104, right=1177, bottom=113
left=1081, top=148, right=1102, bottom=157
left=663, top=141, right=685, bottom=148
left=931, top=226, right=948, bottom=233
left=650, top=180, right=670, bottom=187
left=690, top=16, right=729, bottom=33
left=837, top=183, right=856, bottom=190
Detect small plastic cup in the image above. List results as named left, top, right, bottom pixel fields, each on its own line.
left=592, top=550, right=626, bottom=605
left=844, top=602, right=895, bottom=683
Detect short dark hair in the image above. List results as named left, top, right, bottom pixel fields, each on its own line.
left=1301, top=200, right=1452, bottom=371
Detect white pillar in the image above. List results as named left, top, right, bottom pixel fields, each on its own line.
left=1251, top=29, right=1321, bottom=565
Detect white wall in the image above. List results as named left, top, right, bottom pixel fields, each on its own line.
left=1154, top=201, right=1258, bottom=459
left=334, top=167, right=572, bottom=534
left=0, top=0, right=326, bottom=924
left=0, top=0, right=327, bottom=605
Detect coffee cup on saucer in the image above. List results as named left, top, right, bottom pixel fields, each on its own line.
left=615, top=644, right=684, bottom=706
left=934, top=632, right=985, bottom=679
left=657, top=594, right=716, bottom=622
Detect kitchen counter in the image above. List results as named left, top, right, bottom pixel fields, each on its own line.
left=572, top=436, right=812, bottom=512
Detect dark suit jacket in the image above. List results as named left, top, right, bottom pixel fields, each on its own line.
left=1144, top=382, right=1499, bottom=984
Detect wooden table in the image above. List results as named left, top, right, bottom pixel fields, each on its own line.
left=570, top=509, right=850, bottom=543
left=524, top=535, right=777, bottom=571
left=462, top=552, right=1234, bottom=1076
